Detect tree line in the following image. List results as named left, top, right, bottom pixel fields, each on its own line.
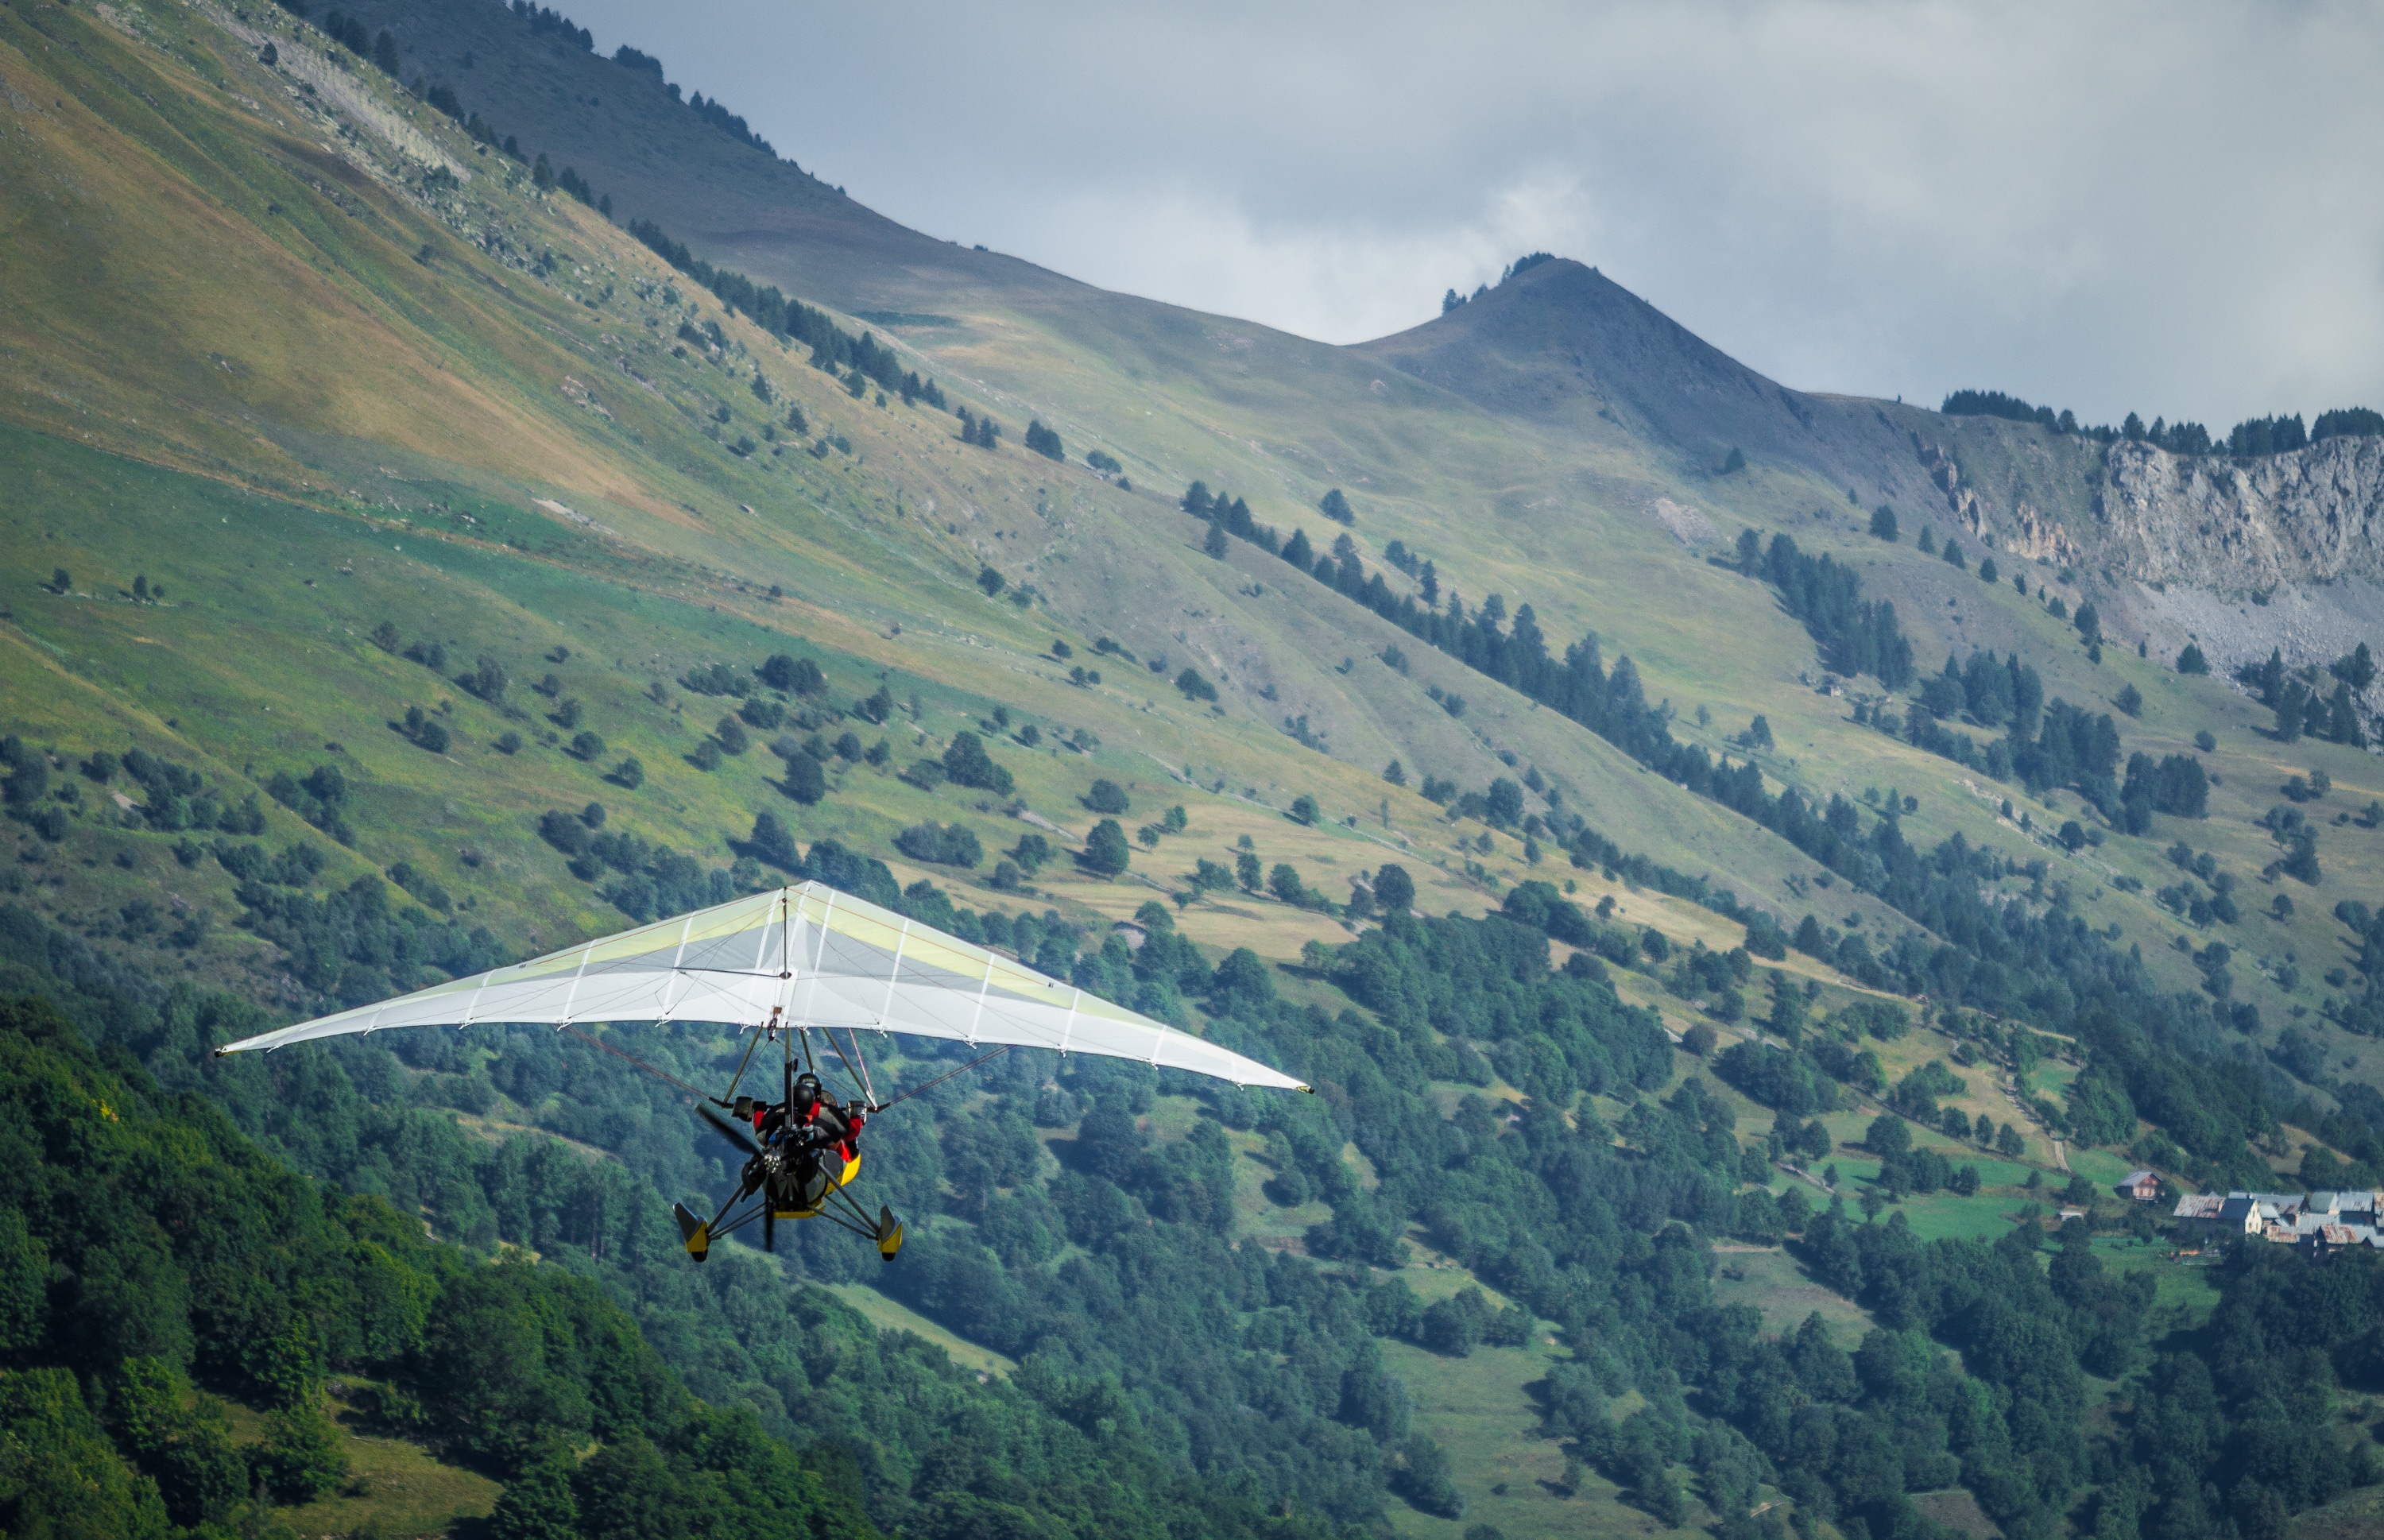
left=1944, top=387, right=2382, bottom=458
left=629, top=219, right=946, bottom=406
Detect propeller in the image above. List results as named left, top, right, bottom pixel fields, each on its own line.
left=698, top=1105, right=761, bottom=1157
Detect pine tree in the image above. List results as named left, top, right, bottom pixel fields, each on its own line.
left=1203, top=520, right=1229, bottom=559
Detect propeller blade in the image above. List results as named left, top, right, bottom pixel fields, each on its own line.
left=698, top=1105, right=761, bottom=1156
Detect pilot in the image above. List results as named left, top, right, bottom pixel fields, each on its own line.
left=751, top=1073, right=864, bottom=1167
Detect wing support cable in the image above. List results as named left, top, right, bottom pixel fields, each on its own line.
left=868, top=1043, right=1012, bottom=1114
left=556, top=1022, right=722, bottom=1105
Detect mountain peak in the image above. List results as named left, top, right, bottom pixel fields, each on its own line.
left=1361, top=257, right=1822, bottom=455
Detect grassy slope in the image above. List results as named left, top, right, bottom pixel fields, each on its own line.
left=220, top=1383, right=504, bottom=1537
left=353, top=0, right=2384, bottom=1047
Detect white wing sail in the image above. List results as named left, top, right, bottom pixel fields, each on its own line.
left=214, top=881, right=1307, bottom=1091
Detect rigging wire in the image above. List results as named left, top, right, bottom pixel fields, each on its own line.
left=560, top=1019, right=1009, bottom=1120
left=556, top=1022, right=720, bottom=1104
left=869, top=1044, right=1012, bottom=1112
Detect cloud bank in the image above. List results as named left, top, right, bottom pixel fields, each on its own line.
left=558, top=0, right=2384, bottom=430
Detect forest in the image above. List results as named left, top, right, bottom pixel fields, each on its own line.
left=9, top=789, right=2384, bottom=1540
left=0, top=921, right=1358, bottom=1540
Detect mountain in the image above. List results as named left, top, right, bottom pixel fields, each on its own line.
left=9, top=2, right=2384, bottom=1538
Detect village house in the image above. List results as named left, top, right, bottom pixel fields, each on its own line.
left=2173, top=1190, right=2384, bottom=1256
left=2115, top=1170, right=2161, bottom=1201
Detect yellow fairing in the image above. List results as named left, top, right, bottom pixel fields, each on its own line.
left=773, top=1155, right=861, bottom=1220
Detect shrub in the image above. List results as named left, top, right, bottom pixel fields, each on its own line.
left=895, top=822, right=982, bottom=868
left=1396, top=1434, right=1465, bottom=1519
left=942, top=733, right=1013, bottom=795
left=464, top=654, right=509, bottom=703
left=782, top=752, right=826, bottom=804
left=1085, top=780, right=1130, bottom=814
left=1420, top=1288, right=1489, bottom=1356
left=610, top=756, right=644, bottom=789
left=1080, top=818, right=1130, bottom=876
left=254, top=1405, right=347, bottom=1503
left=569, top=730, right=607, bottom=762
left=1175, top=667, right=1217, bottom=702
left=759, top=654, right=827, bottom=695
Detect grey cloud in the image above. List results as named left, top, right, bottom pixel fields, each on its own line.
left=559, top=0, right=2384, bottom=429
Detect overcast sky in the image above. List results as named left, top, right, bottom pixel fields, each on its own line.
left=559, top=1, right=2384, bottom=431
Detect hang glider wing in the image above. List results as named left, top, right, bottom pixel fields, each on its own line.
left=214, top=881, right=1307, bottom=1090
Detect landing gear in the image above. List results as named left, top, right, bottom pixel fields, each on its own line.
left=673, top=1201, right=710, bottom=1262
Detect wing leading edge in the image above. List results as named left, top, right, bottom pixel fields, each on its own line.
left=214, top=882, right=1307, bottom=1091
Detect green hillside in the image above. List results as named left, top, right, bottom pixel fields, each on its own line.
left=8, top=2, right=2384, bottom=1539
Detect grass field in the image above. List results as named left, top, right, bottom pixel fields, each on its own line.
left=1378, top=1334, right=1704, bottom=1540
left=1710, top=1246, right=1871, bottom=1343
left=220, top=1380, right=505, bottom=1537
left=829, top=1284, right=1019, bottom=1378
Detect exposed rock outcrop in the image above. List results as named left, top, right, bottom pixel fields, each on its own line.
left=2098, top=436, right=2384, bottom=594
left=1913, top=435, right=2085, bottom=566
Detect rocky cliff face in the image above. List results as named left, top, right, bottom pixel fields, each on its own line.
left=2097, top=436, right=2384, bottom=595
